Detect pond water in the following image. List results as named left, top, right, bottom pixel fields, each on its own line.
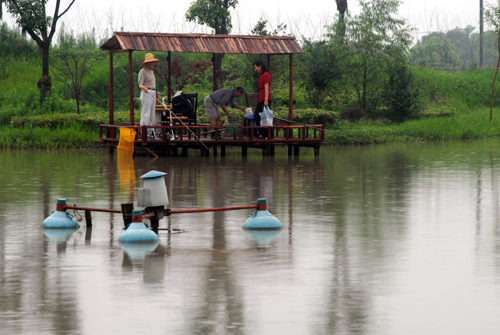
left=1, top=140, right=500, bottom=335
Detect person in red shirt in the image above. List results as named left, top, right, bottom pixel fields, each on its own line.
left=253, top=60, right=272, bottom=138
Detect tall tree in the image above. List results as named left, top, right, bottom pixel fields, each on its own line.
left=335, top=0, right=348, bottom=42
left=333, top=0, right=412, bottom=112
left=6, top=0, right=76, bottom=100
left=302, top=39, right=343, bottom=109
left=186, top=0, right=237, bottom=89
left=0, top=1, right=5, bottom=19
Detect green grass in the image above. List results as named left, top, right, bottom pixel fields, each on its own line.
left=326, top=107, right=500, bottom=144
left=0, top=124, right=99, bottom=149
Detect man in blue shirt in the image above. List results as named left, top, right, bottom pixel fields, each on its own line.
left=204, top=87, right=247, bottom=127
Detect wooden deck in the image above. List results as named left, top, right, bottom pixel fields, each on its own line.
left=99, top=123, right=324, bottom=157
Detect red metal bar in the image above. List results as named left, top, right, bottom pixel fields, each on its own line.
left=169, top=205, right=257, bottom=214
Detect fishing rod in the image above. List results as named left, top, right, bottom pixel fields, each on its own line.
left=272, top=116, right=362, bottom=144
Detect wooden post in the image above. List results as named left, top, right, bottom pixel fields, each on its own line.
left=150, top=218, right=159, bottom=234
left=289, top=54, right=293, bottom=122
left=85, top=210, right=92, bottom=228
left=109, top=52, right=114, bottom=127
left=242, top=146, right=248, bottom=157
left=314, top=144, right=320, bottom=156
left=182, top=147, right=188, bottom=156
left=168, top=51, right=172, bottom=102
left=85, top=227, right=92, bottom=243
left=294, top=145, right=300, bottom=156
left=128, top=51, right=135, bottom=126
left=121, top=203, right=134, bottom=227
left=270, top=145, right=275, bottom=156
left=213, top=53, right=217, bottom=92
left=288, top=145, right=293, bottom=156
left=221, top=145, right=226, bottom=157
left=263, top=145, right=269, bottom=156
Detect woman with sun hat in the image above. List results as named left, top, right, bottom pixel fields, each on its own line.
left=138, top=53, right=160, bottom=139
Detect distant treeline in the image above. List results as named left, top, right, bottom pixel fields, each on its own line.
left=411, top=26, right=498, bottom=70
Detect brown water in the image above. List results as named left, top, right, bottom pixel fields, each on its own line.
left=1, top=140, right=500, bottom=334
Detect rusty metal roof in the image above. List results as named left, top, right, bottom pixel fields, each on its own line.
left=100, top=32, right=303, bottom=55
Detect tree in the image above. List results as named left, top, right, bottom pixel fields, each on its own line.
left=0, top=1, right=5, bottom=19
left=381, top=63, right=424, bottom=121
left=251, top=18, right=287, bottom=36
left=186, top=0, right=238, bottom=89
left=301, top=39, right=343, bottom=109
left=411, top=36, right=461, bottom=69
left=485, top=0, right=500, bottom=120
left=51, top=49, right=95, bottom=115
left=154, top=56, right=212, bottom=94
left=335, top=0, right=348, bottom=42
left=331, top=0, right=413, bottom=112
left=5, top=0, right=76, bottom=100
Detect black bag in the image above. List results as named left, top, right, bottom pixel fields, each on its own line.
left=172, top=94, right=194, bottom=118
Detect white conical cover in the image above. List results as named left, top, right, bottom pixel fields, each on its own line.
left=137, top=170, right=169, bottom=207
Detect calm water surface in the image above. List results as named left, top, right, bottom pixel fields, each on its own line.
left=1, top=140, right=500, bottom=334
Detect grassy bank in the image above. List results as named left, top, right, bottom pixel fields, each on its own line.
left=1, top=103, right=499, bottom=149
left=326, top=106, right=500, bottom=145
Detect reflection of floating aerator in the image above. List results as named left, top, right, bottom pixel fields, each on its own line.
left=42, top=199, right=79, bottom=229
left=243, top=199, right=283, bottom=229
left=118, top=210, right=160, bottom=244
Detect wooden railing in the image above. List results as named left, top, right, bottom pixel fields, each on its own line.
left=99, top=124, right=325, bottom=143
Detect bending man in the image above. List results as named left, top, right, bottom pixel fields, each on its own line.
left=204, top=87, right=247, bottom=127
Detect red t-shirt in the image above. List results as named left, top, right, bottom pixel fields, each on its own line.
left=258, top=71, right=272, bottom=103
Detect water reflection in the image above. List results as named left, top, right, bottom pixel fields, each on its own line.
left=2, top=142, right=500, bottom=334
left=242, top=228, right=282, bottom=247
left=43, top=227, right=78, bottom=245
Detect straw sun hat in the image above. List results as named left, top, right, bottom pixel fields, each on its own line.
left=141, top=53, right=160, bottom=66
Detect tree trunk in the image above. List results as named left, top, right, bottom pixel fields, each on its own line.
left=37, top=42, right=52, bottom=101
left=76, top=97, right=81, bottom=115
left=362, top=59, right=367, bottom=109
left=213, top=53, right=224, bottom=90
left=316, top=88, right=323, bottom=109
left=335, top=0, right=347, bottom=44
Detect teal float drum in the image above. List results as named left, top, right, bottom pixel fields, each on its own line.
left=118, top=210, right=160, bottom=243
left=243, top=198, right=282, bottom=229
left=42, top=199, right=79, bottom=229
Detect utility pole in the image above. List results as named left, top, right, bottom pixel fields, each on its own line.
left=480, top=0, right=484, bottom=68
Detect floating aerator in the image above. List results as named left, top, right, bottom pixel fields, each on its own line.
left=42, top=199, right=79, bottom=229
left=243, top=198, right=283, bottom=229
left=118, top=210, right=160, bottom=244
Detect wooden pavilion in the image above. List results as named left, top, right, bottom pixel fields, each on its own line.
left=99, top=32, right=324, bottom=157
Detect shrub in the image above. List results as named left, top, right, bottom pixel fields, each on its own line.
left=339, top=108, right=365, bottom=121
left=381, top=64, right=426, bottom=121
